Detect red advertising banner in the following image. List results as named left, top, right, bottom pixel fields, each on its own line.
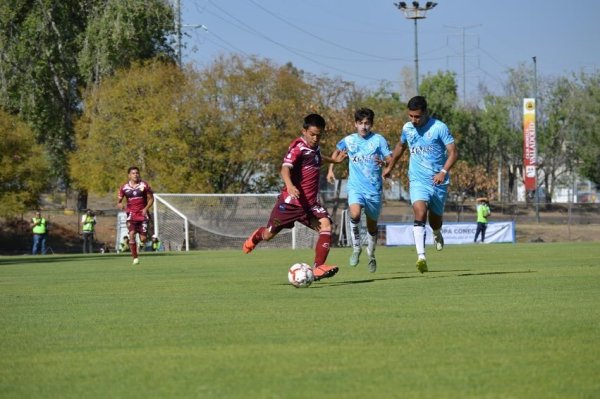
left=523, top=98, right=536, bottom=191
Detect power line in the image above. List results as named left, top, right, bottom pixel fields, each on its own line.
left=445, top=24, right=481, bottom=103
left=204, top=0, right=389, bottom=82
left=246, top=0, right=397, bottom=61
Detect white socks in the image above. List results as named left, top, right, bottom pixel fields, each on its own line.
left=350, top=218, right=361, bottom=252
left=413, top=223, right=426, bottom=258
left=367, top=232, right=377, bottom=257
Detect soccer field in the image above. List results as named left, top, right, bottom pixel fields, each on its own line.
left=1, top=243, right=599, bottom=398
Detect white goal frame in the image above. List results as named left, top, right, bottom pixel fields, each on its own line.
left=152, top=193, right=317, bottom=251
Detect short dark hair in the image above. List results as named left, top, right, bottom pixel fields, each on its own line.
left=407, top=96, right=428, bottom=112
left=354, top=108, right=375, bottom=123
left=127, top=166, right=139, bottom=174
left=303, top=113, right=326, bottom=130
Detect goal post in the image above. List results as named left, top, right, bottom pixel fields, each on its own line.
left=152, top=194, right=317, bottom=251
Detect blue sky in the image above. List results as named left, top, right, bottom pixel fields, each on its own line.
left=179, top=0, right=600, bottom=100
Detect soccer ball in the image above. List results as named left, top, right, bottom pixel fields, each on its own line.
left=288, top=263, right=314, bottom=288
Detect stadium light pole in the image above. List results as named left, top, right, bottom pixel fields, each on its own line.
left=394, top=1, right=438, bottom=94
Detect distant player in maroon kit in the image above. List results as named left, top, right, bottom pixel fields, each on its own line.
left=242, top=113, right=347, bottom=281
left=117, top=166, right=154, bottom=265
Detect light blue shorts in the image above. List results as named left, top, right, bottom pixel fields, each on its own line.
left=409, top=181, right=448, bottom=216
left=347, top=190, right=382, bottom=221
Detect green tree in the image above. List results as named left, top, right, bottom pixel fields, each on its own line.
left=420, top=71, right=459, bottom=122
left=0, top=110, right=50, bottom=217
left=78, top=0, right=175, bottom=85
left=477, top=95, right=522, bottom=201
left=0, top=0, right=175, bottom=190
left=72, top=56, right=343, bottom=195
left=571, top=72, right=600, bottom=185
left=537, top=76, right=583, bottom=202
left=186, top=55, right=323, bottom=193
left=71, top=61, right=194, bottom=193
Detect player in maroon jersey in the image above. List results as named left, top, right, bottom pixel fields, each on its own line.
left=242, top=114, right=347, bottom=281
left=117, top=166, right=154, bottom=265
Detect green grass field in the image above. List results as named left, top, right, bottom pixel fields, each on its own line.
left=1, top=243, right=599, bottom=398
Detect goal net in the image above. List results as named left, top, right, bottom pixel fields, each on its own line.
left=152, top=194, right=318, bottom=251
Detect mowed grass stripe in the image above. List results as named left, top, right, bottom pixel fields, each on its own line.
left=1, top=243, right=599, bottom=398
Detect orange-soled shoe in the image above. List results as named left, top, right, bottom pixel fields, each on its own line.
left=242, top=229, right=259, bottom=254
left=313, top=264, right=339, bottom=281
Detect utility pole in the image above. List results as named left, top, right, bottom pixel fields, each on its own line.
left=533, top=56, right=540, bottom=223
left=174, top=0, right=207, bottom=67
left=445, top=25, right=480, bottom=103
left=175, top=0, right=182, bottom=67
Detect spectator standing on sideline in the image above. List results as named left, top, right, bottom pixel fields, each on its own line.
left=151, top=235, right=164, bottom=252
left=327, top=107, right=392, bottom=273
left=474, top=197, right=491, bottom=243
left=31, top=211, right=48, bottom=255
left=119, top=236, right=130, bottom=253
left=242, top=113, right=347, bottom=282
left=81, top=209, right=96, bottom=253
left=117, top=166, right=154, bottom=265
left=383, top=96, right=458, bottom=273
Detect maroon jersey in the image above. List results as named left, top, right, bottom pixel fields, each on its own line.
left=281, top=137, right=321, bottom=207
left=118, top=180, right=153, bottom=220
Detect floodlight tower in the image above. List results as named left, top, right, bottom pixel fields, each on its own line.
left=394, top=1, right=438, bottom=94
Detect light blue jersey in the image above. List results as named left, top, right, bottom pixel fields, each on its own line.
left=401, top=118, right=454, bottom=185
left=336, top=132, right=392, bottom=196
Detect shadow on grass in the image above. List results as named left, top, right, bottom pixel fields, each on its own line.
left=0, top=252, right=172, bottom=266
left=456, top=270, right=536, bottom=277
left=301, top=273, right=423, bottom=287
left=284, top=269, right=537, bottom=287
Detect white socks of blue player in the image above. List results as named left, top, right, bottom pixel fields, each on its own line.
left=413, top=223, right=426, bottom=259
left=367, top=232, right=376, bottom=258
left=350, top=218, right=361, bottom=253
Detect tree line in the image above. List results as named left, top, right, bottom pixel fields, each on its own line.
left=1, top=1, right=599, bottom=218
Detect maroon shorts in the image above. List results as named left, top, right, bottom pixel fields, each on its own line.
left=127, top=220, right=149, bottom=236
left=126, top=212, right=149, bottom=236
left=266, top=198, right=331, bottom=234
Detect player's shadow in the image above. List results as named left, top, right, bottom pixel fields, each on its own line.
left=318, top=274, right=422, bottom=286
left=306, top=269, right=536, bottom=287
left=455, top=270, right=536, bottom=277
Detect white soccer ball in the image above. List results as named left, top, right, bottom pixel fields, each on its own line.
left=288, top=263, right=314, bottom=288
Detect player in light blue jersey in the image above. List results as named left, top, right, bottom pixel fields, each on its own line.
left=383, top=96, right=458, bottom=273
left=327, top=108, right=392, bottom=272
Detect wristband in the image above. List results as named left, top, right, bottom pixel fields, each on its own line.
left=440, top=168, right=447, bottom=174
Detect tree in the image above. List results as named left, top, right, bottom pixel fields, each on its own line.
left=185, top=55, right=326, bottom=193
left=446, top=160, right=497, bottom=221
left=477, top=95, right=522, bottom=201
left=0, top=0, right=175, bottom=191
left=571, top=72, right=600, bottom=185
left=419, top=71, right=459, bottom=122
left=0, top=110, right=50, bottom=217
left=70, top=61, right=194, bottom=193
left=78, top=0, right=175, bottom=85
left=72, top=55, right=346, bottom=195
left=538, top=76, right=581, bottom=202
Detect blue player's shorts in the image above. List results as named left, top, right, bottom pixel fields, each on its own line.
left=347, top=190, right=382, bottom=221
left=409, top=180, right=448, bottom=216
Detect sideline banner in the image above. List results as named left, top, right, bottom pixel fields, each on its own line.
left=385, top=221, right=515, bottom=246
left=523, top=98, right=537, bottom=191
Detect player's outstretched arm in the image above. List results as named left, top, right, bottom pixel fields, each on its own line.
left=322, top=149, right=347, bottom=165
left=383, top=142, right=406, bottom=178
left=327, top=163, right=336, bottom=184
